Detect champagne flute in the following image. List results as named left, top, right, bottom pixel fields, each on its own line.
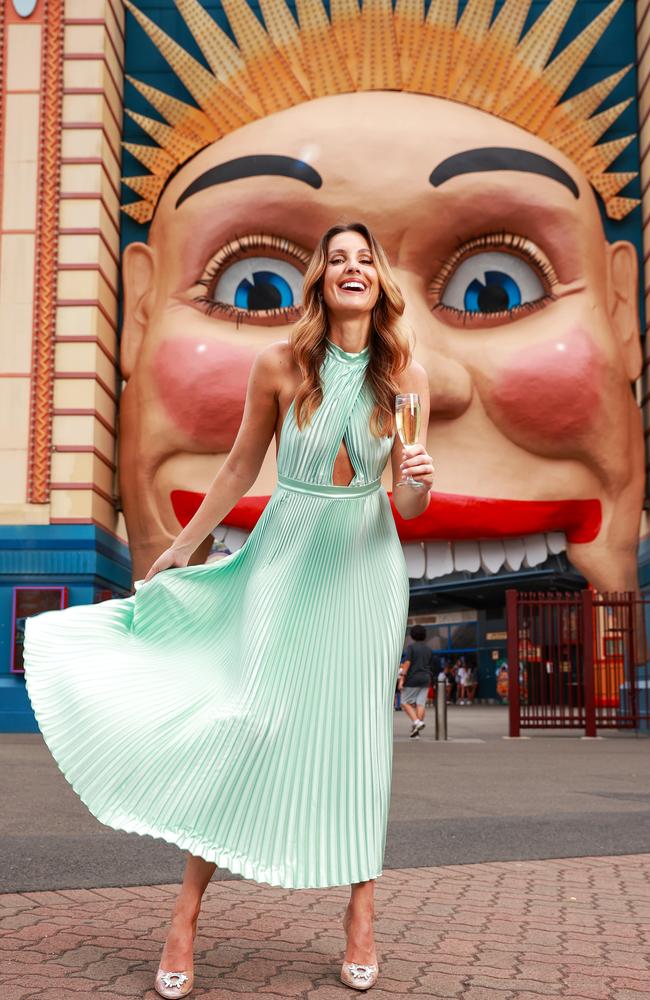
left=395, top=393, right=427, bottom=489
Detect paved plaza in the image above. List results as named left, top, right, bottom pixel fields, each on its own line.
left=2, top=707, right=649, bottom=998
left=2, top=854, right=649, bottom=999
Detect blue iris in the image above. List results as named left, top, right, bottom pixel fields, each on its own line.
left=234, top=270, right=294, bottom=311
left=464, top=270, right=521, bottom=313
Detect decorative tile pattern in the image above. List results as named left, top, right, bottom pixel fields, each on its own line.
left=1, top=853, right=650, bottom=998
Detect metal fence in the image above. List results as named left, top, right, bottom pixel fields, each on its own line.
left=505, top=589, right=650, bottom=737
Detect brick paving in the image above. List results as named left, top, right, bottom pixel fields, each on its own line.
left=2, top=853, right=650, bottom=999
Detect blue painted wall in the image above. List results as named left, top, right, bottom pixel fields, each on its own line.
left=1, top=527, right=131, bottom=732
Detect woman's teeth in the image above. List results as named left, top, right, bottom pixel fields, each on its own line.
left=340, top=281, right=365, bottom=291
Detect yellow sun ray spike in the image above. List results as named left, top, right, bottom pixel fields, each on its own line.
left=502, top=0, right=625, bottom=133
left=330, top=0, right=362, bottom=80
left=554, top=99, right=634, bottom=162
left=122, top=199, right=154, bottom=224
left=404, top=0, right=457, bottom=97
left=357, top=0, right=402, bottom=91
left=124, top=109, right=206, bottom=161
left=122, top=0, right=255, bottom=131
left=125, top=76, right=218, bottom=145
left=258, top=0, right=311, bottom=95
left=580, top=134, right=637, bottom=175
left=295, top=0, right=355, bottom=97
left=454, top=0, right=532, bottom=111
left=393, top=0, right=423, bottom=80
left=590, top=171, right=639, bottom=202
left=540, top=66, right=633, bottom=142
left=221, top=0, right=308, bottom=113
left=175, top=0, right=264, bottom=114
left=492, top=0, right=576, bottom=115
left=122, top=173, right=166, bottom=203
left=606, top=196, right=641, bottom=221
left=449, top=0, right=498, bottom=95
left=122, top=142, right=178, bottom=176
left=120, top=0, right=638, bottom=224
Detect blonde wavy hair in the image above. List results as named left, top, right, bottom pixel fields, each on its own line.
left=289, top=223, right=411, bottom=438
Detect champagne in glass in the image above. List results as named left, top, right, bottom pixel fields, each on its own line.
left=395, top=393, right=426, bottom=489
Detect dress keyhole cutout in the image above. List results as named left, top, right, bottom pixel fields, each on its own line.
left=331, top=433, right=356, bottom=487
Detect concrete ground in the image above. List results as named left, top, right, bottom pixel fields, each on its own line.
left=3, top=707, right=649, bottom=892
left=2, top=706, right=650, bottom=998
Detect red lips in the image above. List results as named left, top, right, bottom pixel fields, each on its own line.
left=170, top=489, right=601, bottom=544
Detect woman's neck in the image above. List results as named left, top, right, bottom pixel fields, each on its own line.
left=326, top=313, right=372, bottom=353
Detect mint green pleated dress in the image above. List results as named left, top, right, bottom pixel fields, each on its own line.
left=22, top=338, right=410, bottom=889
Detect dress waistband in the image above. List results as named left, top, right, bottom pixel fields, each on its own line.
left=277, top=472, right=382, bottom=498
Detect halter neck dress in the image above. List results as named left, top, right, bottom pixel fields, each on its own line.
left=22, top=337, right=411, bottom=889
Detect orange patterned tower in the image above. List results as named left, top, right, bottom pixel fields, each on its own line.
left=0, top=1, right=129, bottom=731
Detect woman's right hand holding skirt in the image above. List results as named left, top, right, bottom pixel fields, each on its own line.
left=137, top=543, right=193, bottom=587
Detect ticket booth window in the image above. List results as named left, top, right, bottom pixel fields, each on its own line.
left=11, top=587, right=68, bottom=674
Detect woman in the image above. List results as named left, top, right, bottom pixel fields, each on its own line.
left=22, top=222, right=434, bottom=995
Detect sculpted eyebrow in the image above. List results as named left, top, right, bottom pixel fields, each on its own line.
left=175, top=154, right=323, bottom=209
left=429, top=147, right=579, bottom=199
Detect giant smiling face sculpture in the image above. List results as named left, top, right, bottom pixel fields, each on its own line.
left=119, top=0, right=644, bottom=592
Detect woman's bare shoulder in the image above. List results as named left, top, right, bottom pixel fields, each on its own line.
left=255, top=341, right=300, bottom=398
left=255, top=340, right=296, bottom=388
left=257, top=340, right=298, bottom=372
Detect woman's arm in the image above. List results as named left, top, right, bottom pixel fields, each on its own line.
left=390, top=359, right=434, bottom=520
left=171, top=343, right=282, bottom=557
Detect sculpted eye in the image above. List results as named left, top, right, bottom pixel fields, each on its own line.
left=441, top=251, right=545, bottom=314
left=191, top=234, right=310, bottom=325
left=214, top=257, right=303, bottom=311
left=431, top=233, right=557, bottom=327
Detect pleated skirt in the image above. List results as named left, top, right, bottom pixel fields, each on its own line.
left=22, top=476, right=410, bottom=889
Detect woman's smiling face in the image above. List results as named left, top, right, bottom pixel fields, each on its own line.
left=118, top=90, right=644, bottom=592
left=321, top=230, right=380, bottom=318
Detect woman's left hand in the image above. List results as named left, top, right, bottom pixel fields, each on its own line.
left=400, top=443, right=435, bottom=490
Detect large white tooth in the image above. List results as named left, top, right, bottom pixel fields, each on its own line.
left=403, top=542, right=426, bottom=578
left=211, top=523, right=228, bottom=541
left=523, top=533, right=548, bottom=567
left=503, top=537, right=525, bottom=571
left=223, top=527, right=249, bottom=552
left=546, top=531, right=567, bottom=554
left=425, top=541, right=454, bottom=579
left=479, top=539, right=506, bottom=574
left=206, top=546, right=227, bottom=563
left=453, top=540, right=480, bottom=572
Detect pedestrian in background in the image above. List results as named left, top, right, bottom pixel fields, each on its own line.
left=445, top=663, right=458, bottom=704
left=456, top=660, right=469, bottom=703
left=397, top=625, right=436, bottom=738
left=394, top=651, right=407, bottom=711
left=464, top=662, right=478, bottom=703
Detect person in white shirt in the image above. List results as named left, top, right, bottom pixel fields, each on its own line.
left=456, top=663, right=469, bottom=704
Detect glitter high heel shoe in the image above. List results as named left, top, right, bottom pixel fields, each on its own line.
left=340, top=910, right=379, bottom=991
left=340, top=960, right=379, bottom=990
left=154, top=913, right=197, bottom=998
left=154, top=968, right=194, bottom=998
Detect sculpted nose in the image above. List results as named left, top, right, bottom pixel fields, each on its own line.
left=424, top=351, right=473, bottom=420
left=392, top=267, right=473, bottom=420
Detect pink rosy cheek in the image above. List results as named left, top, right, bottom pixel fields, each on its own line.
left=152, top=337, right=256, bottom=450
left=490, top=327, right=603, bottom=439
